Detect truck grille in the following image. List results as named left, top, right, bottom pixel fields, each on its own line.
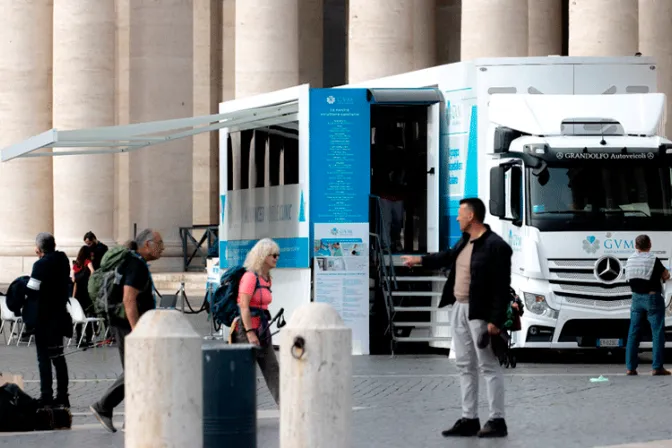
left=559, top=319, right=672, bottom=344
left=547, top=258, right=669, bottom=306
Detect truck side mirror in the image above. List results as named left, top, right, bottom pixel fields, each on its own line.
left=489, top=166, right=506, bottom=218
left=493, top=127, right=522, bottom=154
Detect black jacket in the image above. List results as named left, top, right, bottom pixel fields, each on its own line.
left=421, top=226, right=513, bottom=328
left=24, top=251, right=72, bottom=336
left=91, top=242, right=109, bottom=270
left=5, top=275, right=29, bottom=317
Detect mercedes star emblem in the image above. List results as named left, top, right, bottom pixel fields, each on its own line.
left=594, top=256, right=622, bottom=283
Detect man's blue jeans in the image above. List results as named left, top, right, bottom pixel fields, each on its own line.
left=626, top=292, right=666, bottom=371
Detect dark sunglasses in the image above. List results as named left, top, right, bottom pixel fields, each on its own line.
left=270, top=253, right=280, bottom=259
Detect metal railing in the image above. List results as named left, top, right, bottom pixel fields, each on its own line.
left=179, top=225, right=218, bottom=271
left=369, top=195, right=399, bottom=351
left=369, top=195, right=398, bottom=286
left=369, top=233, right=396, bottom=336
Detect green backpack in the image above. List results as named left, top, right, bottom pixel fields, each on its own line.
left=88, top=246, right=130, bottom=320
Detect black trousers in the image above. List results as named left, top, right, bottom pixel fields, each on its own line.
left=97, top=326, right=131, bottom=412
left=35, top=329, right=69, bottom=401
left=231, top=321, right=280, bottom=405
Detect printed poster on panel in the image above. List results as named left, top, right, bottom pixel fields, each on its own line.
left=313, top=223, right=370, bottom=355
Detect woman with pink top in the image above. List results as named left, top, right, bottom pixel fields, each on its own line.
left=230, top=238, right=280, bottom=404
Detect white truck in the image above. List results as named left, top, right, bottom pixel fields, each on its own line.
left=346, top=56, right=672, bottom=351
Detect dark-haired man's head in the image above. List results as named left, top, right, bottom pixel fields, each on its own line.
left=635, top=234, right=652, bottom=252
left=457, top=197, right=486, bottom=233
left=83, top=231, right=98, bottom=247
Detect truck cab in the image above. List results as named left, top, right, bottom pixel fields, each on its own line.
left=487, top=93, right=672, bottom=350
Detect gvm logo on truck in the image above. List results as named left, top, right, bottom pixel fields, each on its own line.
left=582, top=235, right=600, bottom=254
left=582, top=233, right=634, bottom=254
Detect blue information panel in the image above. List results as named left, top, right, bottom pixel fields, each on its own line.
left=309, top=89, right=371, bottom=224
left=309, top=88, right=372, bottom=355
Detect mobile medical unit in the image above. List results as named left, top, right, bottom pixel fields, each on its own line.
left=211, top=55, right=672, bottom=355
left=4, top=56, right=672, bottom=356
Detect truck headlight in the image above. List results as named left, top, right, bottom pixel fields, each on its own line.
left=523, top=293, right=559, bottom=319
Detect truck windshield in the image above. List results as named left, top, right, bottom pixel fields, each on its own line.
left=527, top=160, right=672, bottom=231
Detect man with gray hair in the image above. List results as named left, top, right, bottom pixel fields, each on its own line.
left=90, top=228, right=164, bottom=432
left=23, top=232, right=72, bottom=408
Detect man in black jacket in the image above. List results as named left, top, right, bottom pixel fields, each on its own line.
left=402, top=198, right=512, bottom=438
left=84, top=231, right=108, bottom=270
left=25, top=233, right=72, bottom=408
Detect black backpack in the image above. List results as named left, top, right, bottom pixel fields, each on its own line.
left=0, top=383, right=72, bottom=432
left=0, top=383, right=37, bottom=432
left=210, top=266, right=253, bottom=327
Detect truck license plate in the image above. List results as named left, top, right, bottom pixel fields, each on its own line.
left=597, top=338, right=620, bottom=348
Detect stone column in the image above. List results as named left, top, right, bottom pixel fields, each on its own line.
left=114, top=0, right=132, bottom=244
left=437, top=0, right=461, bottom=64
left=194, top=0, right=222, bottom=226
left=221, top=0, right=235, bottom=101
left=235, top=0, right=299, bottom=98
left=569, top=0, right=638, bottom=56
left=528, top=0, right=563, bottom=56
left=348, top=0, right=415, bottom=83
left=413, top=0, right=437, bottom=70
left=53, top=0, right=116, bottom=253
left=129, top=0, right=194, bottom=270
left=323, top=0, right=347, bottom=87
left=0, top=0, right=54, bottom=276
left=461, top=0, right=529, bottom=60
left=300, top=0, right=324, bottom=87
left=639, top=0, right=672, bottom=138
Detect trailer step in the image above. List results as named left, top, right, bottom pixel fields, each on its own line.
left=395, top=336, right=452, bottom=342
left=395, top=276, right=446, bottom=282
left=393, top=321, right=452, bottom=327
left=392, top=306, right=441, bottom=312
left=391, top=291, right=442, bottom=297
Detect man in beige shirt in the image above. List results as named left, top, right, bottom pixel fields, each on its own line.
left=403, top=198, right=512, bottom=438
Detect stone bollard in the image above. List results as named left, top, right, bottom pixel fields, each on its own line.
left=280, top=302, right=352, bottom=448
left=125, top=310, right=203, bottom=448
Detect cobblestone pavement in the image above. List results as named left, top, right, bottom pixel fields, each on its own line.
left=1, top=314, right=672, bottom=447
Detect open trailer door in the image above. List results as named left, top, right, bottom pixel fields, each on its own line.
left=426, top=101, right=440, bottom=253
left=366, top=87, right=443, bottom=254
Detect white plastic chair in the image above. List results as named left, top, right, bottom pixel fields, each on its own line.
left=0, top=296, right=20, bottom=345
left=66, top=298, right=106, bottom=348
left=15, top=319, right=34, bottom=347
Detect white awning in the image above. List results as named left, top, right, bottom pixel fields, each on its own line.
left=0, top=86, right=303, bottom=162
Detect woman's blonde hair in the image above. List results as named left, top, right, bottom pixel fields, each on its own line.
left=244, top=238, right=280, bottom=274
